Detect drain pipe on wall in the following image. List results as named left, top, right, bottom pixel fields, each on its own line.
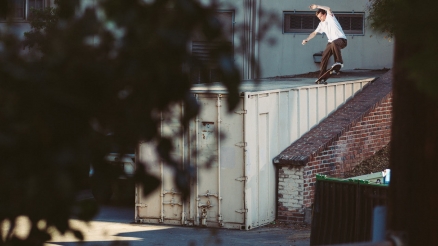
left=134, top=144, right=140, bottom=222
left=254, top=0, right=260, bottom=79
left=160, top=113, right=164, bottom=223
left=181, top=101, right=187, bottom=225
left=194, top=94, right=200, bottom=226
left=243, top=92, right=250, bottom=230
left=217, top=94, right=223, bottom=226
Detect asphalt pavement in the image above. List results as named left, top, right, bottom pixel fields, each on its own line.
left=45, top=192, right=310, bottom=246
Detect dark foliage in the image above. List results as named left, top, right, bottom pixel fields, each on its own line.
left=366, top=0, right=395, bottom=38
left=344, top=144, right=390, bottom=178
left=0, top=0, right=246, bottom=244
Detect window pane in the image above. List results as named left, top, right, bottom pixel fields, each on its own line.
left=284, top=12, right=364, bottom=35
left=289, top=15, right=318, bottom=30
left=191, top=41, right=232, bottom=83
left=338, top=17, right=350, bottom=30
left=301, top=16, right=316, bottom=29
left=351, top=16, right=363, bottom=30
left=14, top=0, right=25, bottom=19
left=29, top=0, right=44, bottom=10
left=290, top=15, right=301, bottom=29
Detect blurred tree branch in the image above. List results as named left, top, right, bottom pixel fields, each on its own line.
left=0, top=0, right=248, bottom=244
left=366, top=0, right=395, bottom=39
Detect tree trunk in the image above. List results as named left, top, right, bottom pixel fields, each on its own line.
left=388, top=39, right=438, bottom=245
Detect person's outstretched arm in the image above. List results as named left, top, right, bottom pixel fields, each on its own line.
left=302, top=31, right=317, bottom=45
left=309, top=4, right=332, bottom=15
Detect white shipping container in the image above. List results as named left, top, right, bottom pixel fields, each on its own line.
left=135, top=78, right=374, bottom=230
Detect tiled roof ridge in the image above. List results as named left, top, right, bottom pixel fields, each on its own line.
left=273, top=70, right=393, bottom=166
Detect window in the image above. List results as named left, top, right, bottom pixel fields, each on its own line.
left=284, top=12, right=319, bottom=34
left=284, top=11, right=364, bottom=35
left=337, top=14, right=364, bottom=34
left=191, top=41, right=233, bottom=83
left=2, top=0, right=44, bottom=21
left=191, top=11, right=234, bottom=84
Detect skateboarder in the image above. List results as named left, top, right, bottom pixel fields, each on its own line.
left=302, top=4, right=347, bottom=81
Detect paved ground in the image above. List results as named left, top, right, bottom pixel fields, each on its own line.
left=44, top=192, right=310, bottom=246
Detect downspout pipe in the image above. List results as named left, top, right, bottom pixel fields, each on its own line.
left=243, top=92, right=249, bottom=230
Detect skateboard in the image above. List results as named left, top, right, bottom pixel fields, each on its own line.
left=315, top=64, right=342, bottom=85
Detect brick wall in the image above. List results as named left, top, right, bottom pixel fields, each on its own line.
left=277, top=95, right=392, bottom=222
left=302, top=94, right=392, bottom=209
left=274, top=71, right=393, bottom=223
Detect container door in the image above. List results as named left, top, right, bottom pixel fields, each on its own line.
left=136, top=104, right=190, bottom=225
left=244, top=93, right=277, bottom=229
left=256, top=95, right=276, bottom=226
left=194, top=94, right=245, bottom=229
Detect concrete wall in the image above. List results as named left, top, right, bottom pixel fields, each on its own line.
left=208, top=0, right=394, bottom=78
left=2, top=0, right=393, bottom=78
left=258, top=0, right=394, bottom=77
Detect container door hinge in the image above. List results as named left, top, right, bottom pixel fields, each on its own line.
left=235, top=209, right=248, bottom=214
left=136, top=203, right=147, bottom=208
left=234, top=110, right=247, bottom=115
left=235, top=142, right=247, bottom=147
left=235, top=176, right=248, bottom=182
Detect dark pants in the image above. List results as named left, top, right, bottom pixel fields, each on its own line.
left=319, top=38, right=347, bottom=78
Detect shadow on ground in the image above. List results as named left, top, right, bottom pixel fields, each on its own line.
left=51, top=191, right=310, bottom=246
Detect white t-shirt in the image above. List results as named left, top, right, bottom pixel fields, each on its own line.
left=315, top=13, right=346, bottom=43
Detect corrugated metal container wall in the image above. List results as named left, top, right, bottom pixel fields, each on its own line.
left=136, top=79, right=373, bottom=230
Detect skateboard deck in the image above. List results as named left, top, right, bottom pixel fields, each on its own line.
left=315, top=64, right=342, bottom=85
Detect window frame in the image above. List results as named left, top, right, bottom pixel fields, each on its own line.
left=283, top=11, right=365, bottom=36
left=1, top=0, right=45, bottom=22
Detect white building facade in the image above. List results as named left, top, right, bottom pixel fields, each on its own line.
left=2, top=0, right=393, bottom=79
left=199, top=0, right=394, bottom=79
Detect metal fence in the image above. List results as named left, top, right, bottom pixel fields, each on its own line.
left=310, top=174, right=388, bottom=245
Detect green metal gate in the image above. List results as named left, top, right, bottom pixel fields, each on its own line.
left=310, top=174, right=388, bottom=245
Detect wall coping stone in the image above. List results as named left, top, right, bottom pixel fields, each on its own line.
left=273, top=70, right=393, bottom=166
